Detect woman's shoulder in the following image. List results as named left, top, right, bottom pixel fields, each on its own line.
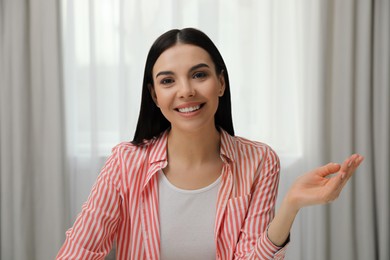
left=111, top=142, right=149, bottom=157
left=234, top=135, right=272, bottom=149
left=110, top=139, right=154, bottom=159
left=112, top=140, right=148, bottom=154
left=225, top=132, right=277, bottom=157
left=220, top=130, right=279, bottom=169
left=237, top=135, right=278, bottom=161
left=102, top=134, right=167, bottom=186
left=221, top=131, right=280, bottom=180
left=110, top=131, right=168, bottom=162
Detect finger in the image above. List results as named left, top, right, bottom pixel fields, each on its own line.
left=322, top=155, right=364, bottom=204
left=339, top=154, right=364, bottom=180
left=316, top=163, right=341, bottom=178
left=340, top=154, right=358, bottom=172
left=338, top=155, right=365, bottom=191
left=334, top=173, right=346, bottom=195
left=320, top=173, right=344, bottom=203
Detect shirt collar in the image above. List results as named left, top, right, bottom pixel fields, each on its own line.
left=143, top=130, right=169, bottom=191
left=148, top=130, right=169, bottom=165
left=219, top=128, right=236, bottom=163
left=147, top=127, right=236, bottom=165
left=143, top=128, right=236, bottom=190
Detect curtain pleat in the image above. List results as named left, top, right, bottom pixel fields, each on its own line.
left=285, top=1, right=389, bottom=259
left=0, top=0, right=67, bottom=259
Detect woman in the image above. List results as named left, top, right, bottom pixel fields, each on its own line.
left=57, top=28, right=364, bottom=260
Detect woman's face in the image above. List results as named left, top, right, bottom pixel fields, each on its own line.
left=150, top=43, right=225, bottom=134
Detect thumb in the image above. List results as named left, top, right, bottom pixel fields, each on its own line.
left=316, top=163, right=341, bottom=178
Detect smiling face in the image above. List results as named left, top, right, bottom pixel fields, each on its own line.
left=150, top=43, right=225, bottom=134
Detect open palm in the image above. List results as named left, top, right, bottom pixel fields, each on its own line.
left=287, top=154, right=364, bottom=210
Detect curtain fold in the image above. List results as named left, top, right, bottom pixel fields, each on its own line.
left=324, top=1, right=389, bottom=259
left=286, top=1, right=389, bottom=259
left=367, top=1, right=389, bottom=259
left=0, top=0, right=67, bottom=259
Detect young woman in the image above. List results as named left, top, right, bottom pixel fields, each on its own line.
left=57, top=28, right=364, bottom=260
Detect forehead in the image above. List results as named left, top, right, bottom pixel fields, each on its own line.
left=153, top=44, right=215, bottom=74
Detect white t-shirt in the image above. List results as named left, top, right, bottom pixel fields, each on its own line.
left=158, top=170, right=221, bottom=260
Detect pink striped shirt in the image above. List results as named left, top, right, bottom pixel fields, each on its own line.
left=57, top=129, right=288, bottom=259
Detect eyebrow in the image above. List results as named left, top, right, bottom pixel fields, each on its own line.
left=155, top=63, right=210, bottom=78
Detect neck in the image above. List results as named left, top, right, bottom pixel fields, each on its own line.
left=167, top=126, right=221, bottom=165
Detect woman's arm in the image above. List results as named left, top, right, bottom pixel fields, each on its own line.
left=267, top=154, right=364, bottom=246
left=232, top=146, right=287, bottom=259
left=56, top=150, right=123, bottom=260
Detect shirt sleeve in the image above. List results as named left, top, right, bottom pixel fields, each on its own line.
left=56, top=150, right=122, bottom=260
left=234, top=147, right=289, bottom=259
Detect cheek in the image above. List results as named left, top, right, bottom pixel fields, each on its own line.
left=154, top=89, right=172, bottom=108
left=207, top=86, right=221, bottom=99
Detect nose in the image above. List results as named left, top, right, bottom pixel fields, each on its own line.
left=178, top=79, right=195, bottom=98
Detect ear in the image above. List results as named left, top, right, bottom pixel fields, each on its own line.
left=218, top=71, right=226, bottom=97
left=148, top=84, right=159, bottom=107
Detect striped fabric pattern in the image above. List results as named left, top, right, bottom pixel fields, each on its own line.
left=56, top=129, right=288, bottom=259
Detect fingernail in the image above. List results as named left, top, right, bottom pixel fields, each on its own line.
left=347, top=160, right=353, bottom=167
left=355, top=158, right=360, bottom=164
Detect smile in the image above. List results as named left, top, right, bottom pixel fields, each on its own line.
left=175, top=103, right=204, bottom=113
left=177, top=105, right=201, bottom=113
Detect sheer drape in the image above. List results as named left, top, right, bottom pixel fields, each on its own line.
left=320, top=1, right=389, bottom=259
left=59, top=0, right=389, bottom=259
left=285, top=1, right=389, bottom=259
left=0, top=0, right=67, bottom=259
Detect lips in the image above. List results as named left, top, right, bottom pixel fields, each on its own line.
left=177, top=105, right=200, bottom=113
left=175, top=103, right=204, bottom=113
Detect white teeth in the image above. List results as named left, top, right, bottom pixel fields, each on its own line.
left=178, top=105, right=201, bottom=113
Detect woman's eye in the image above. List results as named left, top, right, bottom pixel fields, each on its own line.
left=160, top=78, right=174, bottom=85
left=193, top=72, right=207, bottom=79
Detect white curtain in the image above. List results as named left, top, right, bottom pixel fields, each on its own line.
left=304, top=1, right=389, bottom=259
left=286, top=1, right=390, bottom=259
left=0, top=0, right=67, bottom=259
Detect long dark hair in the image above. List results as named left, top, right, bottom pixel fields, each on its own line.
left=132, top=28, right=234, bottom=145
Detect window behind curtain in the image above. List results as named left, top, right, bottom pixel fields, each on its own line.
left=61, top=0, right=304, bottom=220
